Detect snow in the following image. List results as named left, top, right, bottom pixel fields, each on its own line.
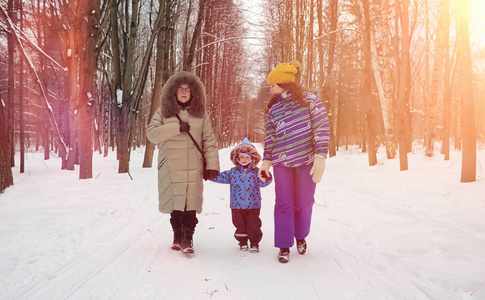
left=1, top=145, right=485, bottom=299
left=116, top=89, right=123, bottom=107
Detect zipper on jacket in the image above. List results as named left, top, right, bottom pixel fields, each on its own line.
left=243, top=169, right=247, bottom=209
left=182, top=111, right=190, bottom=211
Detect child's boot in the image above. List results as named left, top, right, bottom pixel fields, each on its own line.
left=250, top=243, right=259, bottom=253
left=239, top=242, right=249, bottom=251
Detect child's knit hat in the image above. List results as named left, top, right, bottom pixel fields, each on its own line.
left=230, top=138, right=261, bottom=167
left=267, top=60, right=301, bottom=84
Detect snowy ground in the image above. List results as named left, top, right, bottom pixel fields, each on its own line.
left=1, top=145, right=485, bottom=300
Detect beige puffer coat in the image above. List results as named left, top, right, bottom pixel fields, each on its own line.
left=146, top=71, right=219, bottom=214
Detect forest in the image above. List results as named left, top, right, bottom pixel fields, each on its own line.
left=1, top=0, right=484, bottom=192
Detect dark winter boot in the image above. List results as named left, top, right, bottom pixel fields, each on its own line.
left=278, top=248, right=290, bottom=263
left=181, top=228, right=194, bottom=254
left=296, top=239, right=307, bottom=255
left=171, top=229, right=182, bottom=251
left=170, top=213, right=183, bottom=251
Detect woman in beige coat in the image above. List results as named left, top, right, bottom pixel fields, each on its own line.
left=147, top=71, right=219, bottom=254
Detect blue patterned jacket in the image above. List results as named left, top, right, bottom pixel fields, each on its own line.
left=210, top=164, right=272, bottom=209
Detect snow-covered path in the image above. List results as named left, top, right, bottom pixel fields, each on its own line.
left=1, top=146, right=484, bottom=299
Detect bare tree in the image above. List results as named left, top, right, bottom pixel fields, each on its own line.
left=78, top=0, right=101, bottom=179
left=374, top=0, right=397, bottom=159
left=7, top=0, right=15, bottom=168
left=18, top=0, right=24, bottom=173
left=441, top=0, right=451, bottom=160
left=457, top=0, right=476, bottom=182
left=425, top=0, right=447, bottom=157
left=143, top=0, right=174, bottom=168
left=0, top=95, right=14, bottom=193
left=397, top=0, right=411, bottom=171
left=0, top=4, right=69, bottom=164
left=112, top=0, right=163, bottom=174
left=325, top=0, right=339, bottom=158
left=362, top=0, right=377, bottom=166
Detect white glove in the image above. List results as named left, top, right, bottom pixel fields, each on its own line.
left=258, top=160, right=272, bottom=182
left=309, top=154, right=326, bottom=183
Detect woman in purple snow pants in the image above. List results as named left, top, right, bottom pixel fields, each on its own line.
left=258, top=60, right=330, bottom=263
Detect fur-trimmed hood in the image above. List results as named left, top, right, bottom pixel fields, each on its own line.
left=230, top=138, right=261, bottom=168
left=160, top=71, right=206, bottom=118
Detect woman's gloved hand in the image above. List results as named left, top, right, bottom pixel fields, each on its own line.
left=309, top=154, right=326, bottom=183
left=179, top=121, right=190, bottom=132
left=203, top=169, right=219, bottom=180
left=258, top=160, right=272, bottom=182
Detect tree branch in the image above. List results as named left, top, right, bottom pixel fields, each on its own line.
left=313, top=28, right=362, bottom=41
left=194, top=36, right=264, bottom=53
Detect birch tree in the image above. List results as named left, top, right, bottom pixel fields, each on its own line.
left=375, top=0, right=397, bottom=159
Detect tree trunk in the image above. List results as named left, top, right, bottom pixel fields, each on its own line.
left=184, top=0, right=206, bottom=71
left=457, top=0, right=476, bottom=182
left=19, top=0, right=25, bottom=173
left=425, top=0, right=447, bottom=157
left=78, top=0, right=100, bottom=179
left=143, top=0, right=172, bottom=168
left=362, top=0, right=377, bottom=166
left=442, top=0, right=451, bottom=160
left=65, top=1, right=80, bottom=171
left=0, top=99, right=14, bottom=193
left=116, top=0, right=160, bottom=173
left=317, top=0, right=324, bottom=88
left=376, top=0, right=397, bottom=159
left=110, top=0, right=121, bottom=164
left=326, top=0, right=338, bottom=158
left=7, top=0, right=16, bottom=168
left=117, top=0, right=140, bottom=174
left=397, top=0, right=410, bottom=171
left=307, top=0, right=314, bottom=87
left=370, top=36, right=396, bottom=159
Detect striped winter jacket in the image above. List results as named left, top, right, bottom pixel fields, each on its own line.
left=263, top=90, right=330, bottom=167
left=210, top=164, right=272, bottom=209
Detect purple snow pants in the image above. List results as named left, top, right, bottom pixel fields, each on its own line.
left=273, top=164, right=316, bottom=248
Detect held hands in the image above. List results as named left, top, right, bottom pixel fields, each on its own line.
left=179, top=121, right=190, bottom=133
left=309, top=154, right=326, bottom=183
left=203, top=169, right=219, bottom=180
left=258, top=160, right=272, bottom=182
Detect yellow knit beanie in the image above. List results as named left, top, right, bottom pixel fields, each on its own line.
left=267, top=60, right=301, bottom=84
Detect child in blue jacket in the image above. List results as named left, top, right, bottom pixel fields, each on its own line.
left=210, top=138, right=273, bottom=253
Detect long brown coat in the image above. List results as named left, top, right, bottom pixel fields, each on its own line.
left=146, top=71, right=219, bottom=214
